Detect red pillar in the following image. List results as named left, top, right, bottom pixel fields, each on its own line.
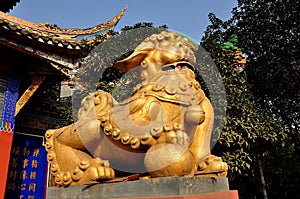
left=0, top=132, right=13, bottom=199
left=0, top=73, right=20, bottom=199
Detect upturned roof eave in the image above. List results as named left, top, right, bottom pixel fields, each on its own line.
left=0, top=5, right=127, bottom=44
left=0, top=5, right=127, bottom=79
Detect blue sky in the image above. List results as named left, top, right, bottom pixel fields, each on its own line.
left=10, top=0, right=236, bottom=43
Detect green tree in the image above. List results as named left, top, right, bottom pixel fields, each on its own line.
left=201, top=12, right=288, bottom=198
left=232, top=0, right=299, bottom=137
left=230, top=1, right=300, bottom=198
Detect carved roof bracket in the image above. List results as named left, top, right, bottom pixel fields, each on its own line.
left=15, top=75, right=46, bottom=116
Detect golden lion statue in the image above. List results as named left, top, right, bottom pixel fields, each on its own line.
left=45, top=31, right=228, bottom=186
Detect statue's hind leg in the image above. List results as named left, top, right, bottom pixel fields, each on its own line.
left=45, top=120, right=114, bottom=186
left=187, top=98, right=228, bottom=177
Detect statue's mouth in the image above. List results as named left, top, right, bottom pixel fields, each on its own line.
left=162, top=61, right=195, bottom=72
left=162, top=65, right=176, bottom=71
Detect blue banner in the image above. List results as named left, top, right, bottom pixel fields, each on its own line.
left=5, top=133, right=48, bottom=199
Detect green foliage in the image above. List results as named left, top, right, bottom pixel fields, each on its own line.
left=202, top=0, right=299, bottom=198
left=216, top=34, right=241, bottom=52
left=232, top=0, right=300, bottom=136
left=121, top=22, right=167, bottom=32
left=202, top=30, right=286, bottom=177
left=232, top=1, right=299, bottom=198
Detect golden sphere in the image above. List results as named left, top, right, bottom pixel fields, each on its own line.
left=144, top=143, right=194, bottom=177
left=184, top=105, right=205, bottom=125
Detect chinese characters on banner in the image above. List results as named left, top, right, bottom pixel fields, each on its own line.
left=5, top=133, right=48, bottom=199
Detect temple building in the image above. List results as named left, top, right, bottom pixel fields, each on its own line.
left=0, top=1, right=126, bottom=198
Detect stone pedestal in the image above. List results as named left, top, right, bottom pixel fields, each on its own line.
left=46, top=177, right=239, bottom=199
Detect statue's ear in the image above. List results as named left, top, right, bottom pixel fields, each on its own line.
left=115, top=51, right=148, bottom=72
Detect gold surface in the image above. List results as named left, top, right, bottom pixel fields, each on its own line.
left=45, top=31, right=227, bottom=186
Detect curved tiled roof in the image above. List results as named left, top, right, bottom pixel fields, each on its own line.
left=0, top=0, right=20, bottom=12
left=0, top=6, right=127, bottom=57
left=0, top=6, right=127, bottom=79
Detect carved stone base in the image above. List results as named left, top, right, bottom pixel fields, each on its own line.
left=46, top=177, right=238, bottom=199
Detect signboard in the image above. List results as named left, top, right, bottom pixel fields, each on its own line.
left=5, top=133, right=48, bottom=199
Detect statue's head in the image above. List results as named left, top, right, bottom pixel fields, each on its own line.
left=115, top=31, right=197, bottom=80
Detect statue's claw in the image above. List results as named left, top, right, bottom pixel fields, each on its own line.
left=196, top=155, right=228, bottom=177
left=81, top=164, right=115, bottom=182
left=53, top=158, right=115, bottom=186
left=83, top=158, right=115, bottom=181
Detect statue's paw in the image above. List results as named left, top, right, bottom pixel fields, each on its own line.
left=84, top=165, right=115, bottom=182
left=196, top=155, right=228, bottom=177
left=78, top=158, right=115, bottom=183
left=78, top=158, right=110, bottom=170
left=53, top=158, right=115, bottom=186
